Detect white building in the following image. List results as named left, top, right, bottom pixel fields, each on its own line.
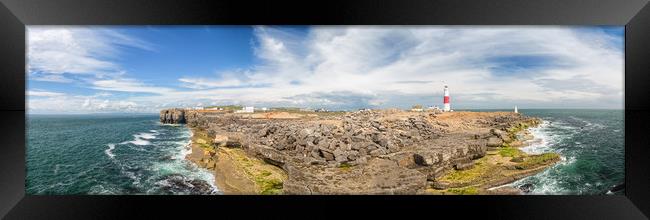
left=235, top=106, right=255, bottom=113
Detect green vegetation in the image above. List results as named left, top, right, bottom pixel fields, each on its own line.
left=271, top=107, right=302, bottom=112
left=447, top=186, right=479, bottom=195
left=498, top=147, right=524, bottom=158
left=515, top=153, right=560, bottom=170
left=204, top=105, right=243, bottom=111
left=510, top=157, right=524, bottom=162
left=258, top=177, right=283, bottom=195
left=192, top=130, right=214, bottom=150
left=227, top=148, right=286, bottom=195
left=338, top=162, right=353, bottom=171
left=439, top=157, right=491, bottom=184
left=260, top=170, right=272, bottom=177
left=505, top=122, right=530, bottom=141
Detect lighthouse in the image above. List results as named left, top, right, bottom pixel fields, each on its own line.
left=443, top=84, right=451, bottom=112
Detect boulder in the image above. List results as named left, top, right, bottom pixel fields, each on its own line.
left=487, top=137, right=503, bottom=147
left=518, top=183, right=535, bottom=193
left=369, top=148, right=387, bottom=157
left=320, top=149, right=335, bottom=161
left=213, top=135, right=229, bottom=147
left=333, top=148, right=349, bottom=162
left=454, top=161, right=475, bottom=170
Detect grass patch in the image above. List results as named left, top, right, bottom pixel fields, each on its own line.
left=227, top=148, right=286, bottom=195
left=505, top=121, right=535, bottom=141
left=498, top=147, right=524, bottom=158
left=438, top=157, right=490, bottom=184
left=192, top=129, right=215, bottom=150
left=258, top=178, right=283, bottom=195
left=338, top=162, right=353, bottom=171
left=204, top=105, right=243, bottom=111
left=447, top=186, right=479, bottom=195
left=260, top=170, right=272, bottom=177
left=199, top=143, right=212, bottom=150
left=515, top=153, right=560, bottom=170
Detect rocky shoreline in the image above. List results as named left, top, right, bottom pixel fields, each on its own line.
left=160, top=108, right=560, bottom=195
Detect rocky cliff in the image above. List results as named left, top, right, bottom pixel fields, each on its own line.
left=161, top=108, right=545, bottom=194
left=160, top=108, right=186, bottom=124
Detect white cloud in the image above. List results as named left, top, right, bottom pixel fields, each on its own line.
left=27, top=90, right=65, bottom=97
left=29, top=74, right=74, bottom=83
left=28, top=93, right=149, bottom=114
left=91, top=78, right=175, bottom=94
left=27, top=26, right=154, bottom=81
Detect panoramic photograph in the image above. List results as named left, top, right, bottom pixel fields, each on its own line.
left=26, top=26, right=624, bottom=195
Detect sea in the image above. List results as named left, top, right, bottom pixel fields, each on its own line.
left=26, top=109, right=624, bottom=195
left=26, top=114, right=220, bottom=195
left=471, top=109, right=625, bottom=195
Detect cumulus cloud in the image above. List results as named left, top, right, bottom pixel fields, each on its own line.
left=28, top=26, right=154, bottom=77
left=91, top=78, right=175, bottom=94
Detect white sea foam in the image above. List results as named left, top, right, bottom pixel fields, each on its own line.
left=121, top=132, right=156, bottom=146
left=135, top=132, right=157, bottom=140
left=520, top=120, right=554, bottom=154
left=509, top=155, right=577, bottom=195
left=89, top=184, right=122, bottom=195
left=129, top=139, right=151, bottom=146
left=569, top=116, right=605, bottom=130
left=158, top=122, right=181, bottom=127
left=508, top=119, right=581, bottom=195
left=120, top=165, right=142, bottom=186
left=147, top=128, right=220, bottom=194
left=105, top=144, right=116, bottom=159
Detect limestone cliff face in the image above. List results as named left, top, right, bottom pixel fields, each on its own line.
left=160, top=108, right=186, bottom=124
left=159, top=108, right=539, bottom=194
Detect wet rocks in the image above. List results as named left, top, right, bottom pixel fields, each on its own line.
left=156, top=174, right=216, bottom=195
left=487, top=186, right=522, bottom=195
left=518, top=183, right=535, bottom=193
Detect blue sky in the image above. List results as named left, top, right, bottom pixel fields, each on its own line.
left=27, top=26, right=624, bottom=113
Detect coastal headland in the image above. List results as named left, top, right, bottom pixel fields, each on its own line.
left=160, top=108, right=560, bottom=195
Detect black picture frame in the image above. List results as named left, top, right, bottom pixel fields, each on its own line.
left=1, top=0, right=649, bottom=219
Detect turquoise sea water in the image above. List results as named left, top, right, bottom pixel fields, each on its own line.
left=469, top=109, right=624, bottom=195
left=26, top=114, right=219, bottom=195
left=26, top=109, right=624, bottom=195
left=513, top=109, right=624, bottom=195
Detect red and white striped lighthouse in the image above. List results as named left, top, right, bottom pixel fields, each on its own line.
left=443, top=84, right=451, bottom=112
